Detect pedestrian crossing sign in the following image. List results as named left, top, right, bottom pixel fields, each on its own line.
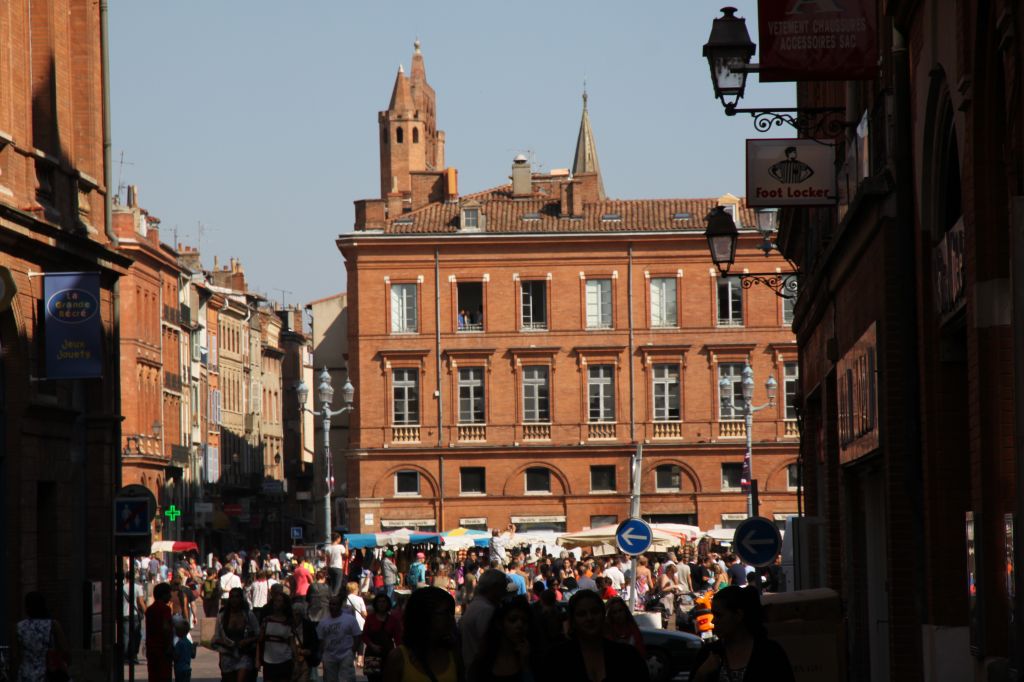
left=114, top=497, right=151, bottom=536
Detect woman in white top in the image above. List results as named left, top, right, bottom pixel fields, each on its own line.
left=245, top=571, right=270, bottom=619
left=344, top=581, right=368, bottom=667
left=14, top=592, right=68, bottom=682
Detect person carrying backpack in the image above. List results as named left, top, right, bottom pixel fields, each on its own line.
left=201, top=567, right=222, bottom=617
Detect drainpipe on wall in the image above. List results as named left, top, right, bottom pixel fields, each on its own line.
left=1010, top=195, right=1024, bottom=677
left=627, top=244, right=636, bottom=444
left=100, top=2, right=123, bottom=678
left=434, top=249, right=444, bottom=528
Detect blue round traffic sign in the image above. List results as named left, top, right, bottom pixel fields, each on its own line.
left=733, top=516, right=783, bottom=567
left=615, top=517, right=654, bottom=555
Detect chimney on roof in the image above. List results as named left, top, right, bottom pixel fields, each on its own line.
left=127, top=185, right=138, bottom=208
left=511, top=155, right=531, bottom=197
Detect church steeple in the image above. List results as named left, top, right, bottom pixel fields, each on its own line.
left=378, top=41, right=446, bottom=204
left=388, top=64, right=413, bottom=112
left=572, top=90, right=605, bottom=200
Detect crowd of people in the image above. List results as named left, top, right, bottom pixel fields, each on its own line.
left=21, top=528, right=793, bottom=682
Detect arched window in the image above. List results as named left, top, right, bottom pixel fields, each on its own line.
left=396, top=127, right=404, bottom=144
left=412, top=127, right=420, bottom=144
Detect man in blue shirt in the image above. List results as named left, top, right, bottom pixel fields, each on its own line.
left=507, top=560, right=528, bottom=595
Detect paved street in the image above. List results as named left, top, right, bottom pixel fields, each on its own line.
left=125, top=646, right=369, bottom=682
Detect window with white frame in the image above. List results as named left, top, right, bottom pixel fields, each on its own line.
left=390, top=283, right=418, bottom=333
left=717, top=276, right=744, bottom=326
left=521, top=280, right=547, bottom=330
left=590, top=465, right=616, bottom=492
left=392, top=368, right=419, bottom=425
left=655, top=464, right=682, bottom=492
left=525, top=467, right=551, bottom=494
left=721, top=463, right=744, bottom=491
left=787, top=463, right=800, bottom=491
left=650, top=277, right=677, bottom=327
left=585, top=278, right=613, bottom=329
left=588, top=365, right=615, bottom=422
left=719, top=363, right=745, bottom=420
left=462, top=207, right=479, bottom=231
left=458, top=367, right=485, bottom=424
left=784, top=362, right=799, bottom=420
left=522, top=366, right=550, bottom=422
left=652, top=364, right=681, bottom=421
left=460, top=467, right=486, bottom=494
left=395, top=470, right=420, bottom=495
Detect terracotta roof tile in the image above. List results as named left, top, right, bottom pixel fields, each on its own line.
left=378, top=183, right=758, bottom=235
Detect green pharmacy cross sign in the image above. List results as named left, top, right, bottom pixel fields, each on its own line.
left=164, top=505, right=181, bottom=522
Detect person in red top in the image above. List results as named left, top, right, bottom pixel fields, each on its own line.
left=599, top=577, right=618, bottom=600
left=360, top=593, right=403, bottom=682
left=291, top=561, right=313, bottom=601
left=145, top=583, right=174, bottom=682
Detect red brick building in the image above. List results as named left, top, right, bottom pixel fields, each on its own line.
left=114, top=188, right=185, bottom=540
left=771, top=1, right=1024, bottom=679
left=0, top=0, right=129, bottom=674
left=339, top=44, right=799, bottom=535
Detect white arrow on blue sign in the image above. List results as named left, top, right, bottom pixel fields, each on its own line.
left=615, top=517, right=654, bottom=555
left=733, top=516, right=783, bottom=568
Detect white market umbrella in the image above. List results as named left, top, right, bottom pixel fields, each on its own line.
left=557, top=524, right=683, bottom=552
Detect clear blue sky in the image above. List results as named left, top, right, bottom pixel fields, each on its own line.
left=109, top=1, right=792, bottom=306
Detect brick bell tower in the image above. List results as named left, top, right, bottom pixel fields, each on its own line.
left=378, top=40, right=446, bottom=201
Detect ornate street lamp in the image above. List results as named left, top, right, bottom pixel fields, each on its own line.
left=704, top=205, right=799, bottom=299
left=702, top=7, right=846, bottom=135
left=705, top=206, right=739, bottom=275
left=297, top=367, right=355, bottom=545
left=720, top=364, right=778, bottom=517
left=702, top=6, right=756, bottom=111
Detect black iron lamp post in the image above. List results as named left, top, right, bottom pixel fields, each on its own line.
left=703, top=7, right=845, bottom=135
left=704, top=206, right=799, bottom=300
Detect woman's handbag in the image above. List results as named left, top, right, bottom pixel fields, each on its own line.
left=46, top=620, right=70, bottom=682
left=362, top=652, right=383, bottom=676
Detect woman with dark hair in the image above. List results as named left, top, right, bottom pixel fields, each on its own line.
left=257, top=591, right=300, bottom=682
left=145, top=583, right=174, bottom=682
left=468, top=596, right=537, bottom=682
left=546, top=590, right=649, bottom=681
left=363, top=593, right=403, bottom=682
left=306, top=569, right=332, bottom=624
left=211, top=587, right=259, bottom=682
left=13, top=591, right=69, bottom=682
left=603, top=597, right=646, bottom=658
left=691, top=586, right=795, bottom=682
left=382, top=586, right=460, bottom=682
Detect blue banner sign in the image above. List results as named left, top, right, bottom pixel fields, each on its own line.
left=44, top=272, right=103, bottom=379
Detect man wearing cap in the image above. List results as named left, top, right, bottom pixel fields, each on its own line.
left=407, top=552, right=427, bottom=589
left=459, top=568, right=508, bottom=672
left=381, top=549, right=399, bottom=604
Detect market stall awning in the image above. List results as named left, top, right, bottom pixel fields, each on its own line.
left=345, top=528, right=442, bottom=549
left=441, top=527, right=489, bottom=550
left=151, top=541, right=199, bottom=554
left=651, top=523, right=702, bottom=542
left=557, top=524, right=685, bottom=553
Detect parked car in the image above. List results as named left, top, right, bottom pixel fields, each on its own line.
left=639, top=627, right=703, bottom=682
